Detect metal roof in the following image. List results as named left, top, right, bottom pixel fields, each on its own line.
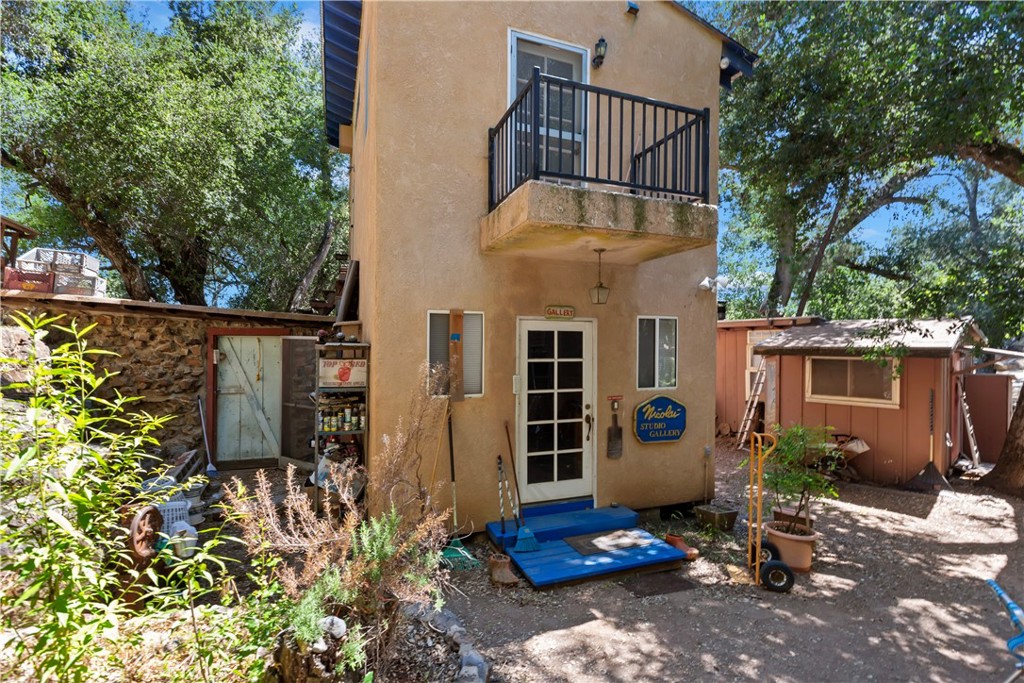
left=321, top=1, right=362, bottom=148
left=753, top=319, right=986, bottom=358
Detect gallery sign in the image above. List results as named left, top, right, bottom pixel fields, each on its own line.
left=544, top=305, right=575, bottom=320
left=634, top=395, right=686, bottom=443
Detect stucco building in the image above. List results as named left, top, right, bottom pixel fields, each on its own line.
left=322, top=0, right=756, bottom=529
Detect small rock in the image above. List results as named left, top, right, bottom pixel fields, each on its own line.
left=310, top=637, right=328, bottom=654
left=320, top=616, right=347, bottom=640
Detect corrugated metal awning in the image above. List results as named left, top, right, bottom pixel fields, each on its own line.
left=321, top=1, right=362, bottom=148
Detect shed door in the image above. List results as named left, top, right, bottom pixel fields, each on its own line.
left=216, top=336, right=282, bottom=464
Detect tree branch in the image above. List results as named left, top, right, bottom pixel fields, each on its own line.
left=955, top=139, right=1024, bottom=188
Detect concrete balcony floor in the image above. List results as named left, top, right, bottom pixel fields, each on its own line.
left=480, top=180, right=717, bottom=264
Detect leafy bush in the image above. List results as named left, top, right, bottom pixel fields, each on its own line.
left=0, top=313, right=177, bottom=682
left=764, top=424, right=838, bottom=533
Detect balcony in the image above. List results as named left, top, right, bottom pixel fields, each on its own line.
left=482, top=68, right=717, bottom=265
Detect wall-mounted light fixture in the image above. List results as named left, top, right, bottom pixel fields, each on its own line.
left=590, top=248, right=610, bottom=304
left=592, top=37, right=608, bottom=68
left=698, top=275, right=730, bottom=292
left=625, top=1, right=640, bottom=16
left=720, top=56, right=731, bottom=70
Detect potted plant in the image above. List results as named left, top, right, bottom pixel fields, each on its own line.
left=761, top=424, right=838, bottom=572
left=694, top=502, right=739, bottom=531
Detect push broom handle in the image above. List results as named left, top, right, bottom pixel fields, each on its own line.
left=504, top=421, right=525, bottom=524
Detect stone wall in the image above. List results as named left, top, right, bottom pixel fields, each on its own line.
left=1, top=300, right=327, bottom=460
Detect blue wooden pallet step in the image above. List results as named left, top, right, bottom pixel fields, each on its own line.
left=485, top=505, right=638, bottom=552
left=506, top=529, right=686, bottom=588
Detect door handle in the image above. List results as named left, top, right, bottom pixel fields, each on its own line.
left=584, top=413, right=593, bottom=441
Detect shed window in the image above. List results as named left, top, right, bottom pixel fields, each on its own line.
left=638, top=317, right=677, bottom=389
left=428, top=311, right=484, bottom=396
left=806, top=357, right=899, bottom=408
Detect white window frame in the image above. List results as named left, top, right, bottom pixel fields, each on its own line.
left=508, top=30, right=590, bottom=179
left=427, top=310, right=485, bottom=398
left=746, top=330, right=777, bottom=398
left=636, top=316, right=678, bottom=391
left=508, top=29, right=590, bottom=105
left=804, top=356, right=900, bottom=409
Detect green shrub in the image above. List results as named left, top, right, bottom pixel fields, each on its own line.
left=0, top=313, right=177, bottom=682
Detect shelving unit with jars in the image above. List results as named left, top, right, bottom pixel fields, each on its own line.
left=313, top=342, right=369, bottom=506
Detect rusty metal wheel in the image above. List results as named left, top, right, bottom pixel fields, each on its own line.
left=129, top=505, right=163, bottom=562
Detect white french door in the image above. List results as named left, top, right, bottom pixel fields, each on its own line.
left=517, top=319, right=595, bottom=503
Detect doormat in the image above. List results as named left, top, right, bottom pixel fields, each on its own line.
left=563, top=529, right=655, bottom=556
left=617, top=571, right=696, bottom=597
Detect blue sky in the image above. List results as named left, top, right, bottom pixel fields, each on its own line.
left=128, top=1, right=321, bottom=41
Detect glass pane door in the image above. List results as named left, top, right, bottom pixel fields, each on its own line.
left=518, top=320, right=594, bottom=502
left=513, top=38, right=586, bottom=178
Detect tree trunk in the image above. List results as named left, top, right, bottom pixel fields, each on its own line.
left=979, top=387, right=1024, bottom=497
left=72, top=208, right=156, bottom=301
left=288, top=213, right=336, bottom=312
left=763, top=229, right=797, bottom=316
left=795, top=198, right=844, bottom=316
left=3, top=145, right=158, bottom=301
left=154, top=234, right=209, bottom=306
left=955, top=139, right=1024, bottom=189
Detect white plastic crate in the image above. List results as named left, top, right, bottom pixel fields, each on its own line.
left=15, top=259, right=50, bottom=274
left=156, top=501, right=190, bottom=536
left=53, top=272, right=107, bottom=297
left=141, top=475, right=184, bottom=502
left=21, top=248, right=100, bottom=274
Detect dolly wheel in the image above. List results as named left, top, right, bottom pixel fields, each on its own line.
left=760, top=560, right=795, bottom=593
left=129, top=505, right=163, bottom=562
left=751, top=540, right=781, bottom=564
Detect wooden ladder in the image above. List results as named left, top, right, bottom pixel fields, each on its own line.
left=736, top=358, right=767, bottom=449
left=958, top=376, right=981, bottom=468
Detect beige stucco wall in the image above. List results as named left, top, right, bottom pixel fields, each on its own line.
left=352, top=1, right=725, bottom=528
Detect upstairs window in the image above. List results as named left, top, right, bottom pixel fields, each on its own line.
left=428, top=311, right=484, bottom=396
left=637, top=316, right=677, bottom=390
left=806, top=357, right=899, bottom=408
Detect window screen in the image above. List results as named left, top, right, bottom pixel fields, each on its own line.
left=428, top=312, right=484, bottom=396
left=808, top=357, right=897, bottom=406
left=638, top=317, right=677, bottom=389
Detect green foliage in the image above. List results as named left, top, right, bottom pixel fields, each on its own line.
left=1, top=1, right=348, bottom=308
left=764, top=425, right=838, bottom=532
left=711, top=1, right=1024, bottom=324
left=0, top=314, right=177, bottom=682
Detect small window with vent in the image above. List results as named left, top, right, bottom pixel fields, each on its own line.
left=428, top=311, right=484, bottom=397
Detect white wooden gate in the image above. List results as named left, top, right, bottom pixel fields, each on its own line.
left=215, top=335, right=283, bottom=464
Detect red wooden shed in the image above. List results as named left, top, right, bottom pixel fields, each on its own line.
left=748, top=318, right=986, bottom=486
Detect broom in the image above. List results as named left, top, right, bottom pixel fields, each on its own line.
left=504, top=421, right=540, bottom=552
left=442, top=407, right=480, bottom=569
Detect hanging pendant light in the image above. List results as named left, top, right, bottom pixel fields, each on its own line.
left=589, top=248, right=610, bottom=304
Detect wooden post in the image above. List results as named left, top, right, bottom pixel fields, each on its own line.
left=449, top=309, right=465, bottom=402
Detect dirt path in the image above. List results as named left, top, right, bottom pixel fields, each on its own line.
left=446, top=439, right=1024, bottom=682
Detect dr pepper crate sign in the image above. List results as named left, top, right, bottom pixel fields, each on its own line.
left=318, top=358, right=368, bottom=388
left=634, top=395, right=686, bottom=443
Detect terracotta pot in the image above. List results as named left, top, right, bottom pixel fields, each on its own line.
left=763, top=521, right=820, bottom=573
left=772, top=505, right=816, bottom=529
left=488, top=553, right=519, bottom=586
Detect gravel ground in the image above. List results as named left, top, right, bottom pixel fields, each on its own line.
left=445, top=438, right=1024, bottom=682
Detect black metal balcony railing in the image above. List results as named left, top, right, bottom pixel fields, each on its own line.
left=488, top=66, right=710, bottom=211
